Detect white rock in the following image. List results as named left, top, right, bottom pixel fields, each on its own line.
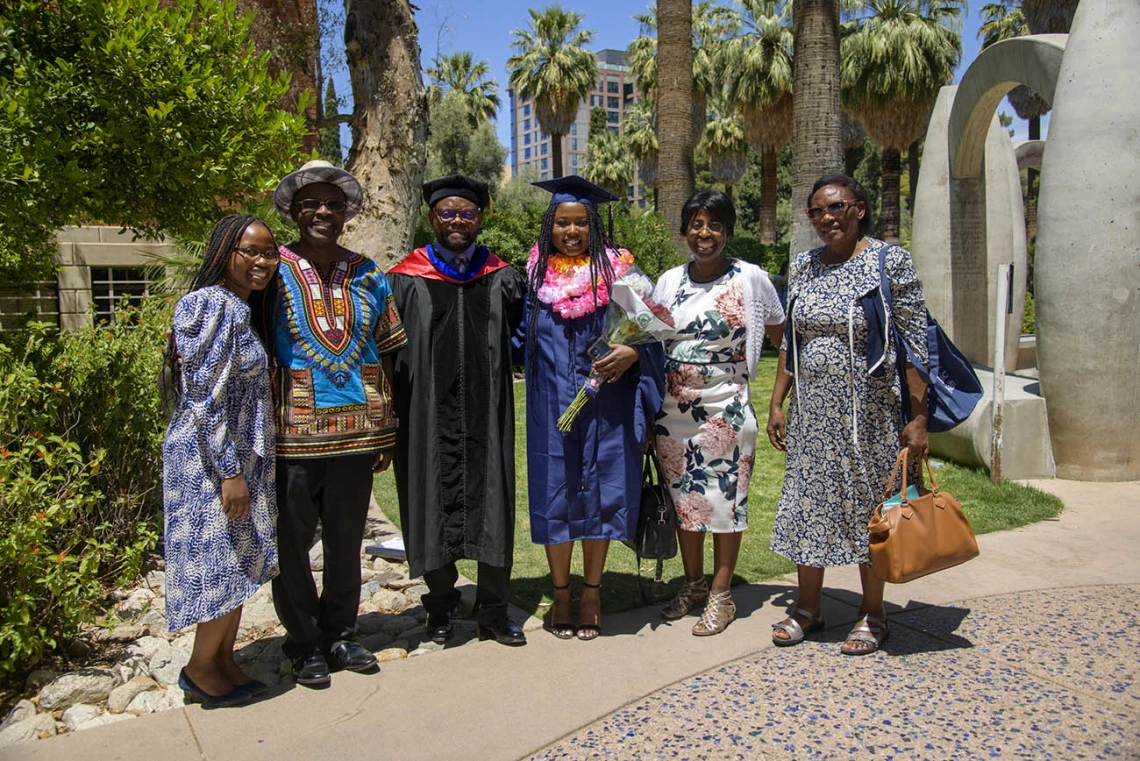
left=1, top=700, right=36, bottom=729
left=169, top=632, right=195, bottom=652
left=308, top=543, right=324, bottom=571
left=153, top=686, right=187, bottom=712
left=125, top=691, right=161, bottom=715
left=371, top=589, right=408, bottom=614
left=30, top=713, right=57, bottom=738
left=61, top=704, right=102, bottom=732
left=144, top=570, right=166, bottom=592
left=138, top=608, right=167, bottom=633
left=239, top=602, right=279, bottom=631
left=375, top=647, right=408, bottom=663
left=148, top=645, right=190, bottom=686
left=75, top=713, right=132, bottom=731
left=116, top=588, right=156, bottom=618
left=124, top=636, right=169, bottom=663
left=38, top=669, right=120, bottom=711
left=0, top=713, right=56, bottom=747
left=24, top=669, right=59, bottom=691
left=107, top=677, right=158, bottom=714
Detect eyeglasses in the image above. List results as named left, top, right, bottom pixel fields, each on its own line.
left=436, top=209, right=479, bottom=222
left=295, top=198, right=347, bottom=213
left=806, top=199, right=860, bottom=221
left=688, top=219, right=725, bottom=233
left=235, top=246, right=280, bottom=262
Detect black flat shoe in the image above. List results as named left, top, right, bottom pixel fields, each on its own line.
left=238, top=678, right=269, bottom=696
left=426, top=611, right=453, bottom=644
left=327, top=640, right=379, bottom=672
left=477, top=619, right=527, bottom=647
left=291, top=650, right=331, bottom=686
left=178, top=669, right=252, bottom=708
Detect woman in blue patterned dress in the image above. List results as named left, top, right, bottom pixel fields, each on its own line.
left=161, top=215, right=280, bottom=707
left=652, top=191, right=786, bottom=636
left=767, top=175, right=930, bottom=655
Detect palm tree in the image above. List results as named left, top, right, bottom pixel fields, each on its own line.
left=507, top=6, right=597, bottom=179
left=700, top=103, right=749, bottom=200
left=623, top=99, right=660, bottom=205
left=656, top=0, right=696, bottom=247
left=583, top=130, right=634, bottom=198
left=789, top=0, right=844, bottom=255
left=1020, top=0, right=1079, bottom=34
left=841, top=0, right=963, bottom=243
left=425, top=50, right=501, bottom=126
left=628, top=1, right=737, bottom=144
left=723, top=0, right=793, bottom=243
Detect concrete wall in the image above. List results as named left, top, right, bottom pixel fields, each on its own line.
left=1034, top=0, right=1140, bottom=480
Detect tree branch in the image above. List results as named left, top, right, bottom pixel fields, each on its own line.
left=315, top=113, right=354, bottom=129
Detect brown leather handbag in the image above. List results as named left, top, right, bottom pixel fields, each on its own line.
left=868, top=450, right=979, bottom=583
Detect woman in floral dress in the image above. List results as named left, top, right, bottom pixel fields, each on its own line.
left=652, top=191, right=786, bottom=636
left=767, top=174, right=930, bottom=655
left=161, top=215, right=280, bottom=707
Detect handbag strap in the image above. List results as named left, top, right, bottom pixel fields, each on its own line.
left=922, top=456, right=941, bottom=494
left=882, top=449, right=908, bottom=502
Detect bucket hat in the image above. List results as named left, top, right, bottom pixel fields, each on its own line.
left=273, top=160, right=364, bottom=221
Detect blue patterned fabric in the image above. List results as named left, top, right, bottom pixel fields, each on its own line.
left=163, top=286, right=278, bottom=632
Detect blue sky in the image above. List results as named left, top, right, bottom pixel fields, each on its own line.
left=333, top=1, right=1039, bottom=162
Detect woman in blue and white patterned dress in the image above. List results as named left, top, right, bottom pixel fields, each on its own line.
left=767, top=175, right=930, bottom=656
left=161, top=214, right=280, bottom=707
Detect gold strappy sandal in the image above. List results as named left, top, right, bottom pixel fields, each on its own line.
left=692, top=589, right=736, bottom=636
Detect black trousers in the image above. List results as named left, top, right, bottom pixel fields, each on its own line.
left=422, top=562, right=511, bottom=625
left=273, top=454, right=373, bottom=658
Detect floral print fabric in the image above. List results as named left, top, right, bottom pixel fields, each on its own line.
left=653, top=263, right=756, bottom=533
left=770, top=239, right=927, bottom=567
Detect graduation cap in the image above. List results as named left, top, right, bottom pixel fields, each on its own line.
left=422, top=175, right=491, bottom=210
left=532, top=175, right=620, bottom=208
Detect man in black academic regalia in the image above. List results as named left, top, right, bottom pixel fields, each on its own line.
left=387, top=175, right=528, bottom=646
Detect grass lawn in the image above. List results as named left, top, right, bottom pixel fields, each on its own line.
left=373, top=352, right=1063, bottom=621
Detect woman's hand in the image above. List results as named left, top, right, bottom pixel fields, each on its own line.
left=221, top=475, right=250, bottom=520
left=766, top=405, right=787, bottom=451
left=899, top=416, right=929, bottom=460
left=593, top=344, right=639, bottom=382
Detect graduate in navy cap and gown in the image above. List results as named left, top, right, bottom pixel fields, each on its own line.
left=388, top=175, right=528, bottom=646
left=522, top=176, right=665, bottom=641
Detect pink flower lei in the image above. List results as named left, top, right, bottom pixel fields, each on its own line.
left=526, top=242, right=635, bottom=319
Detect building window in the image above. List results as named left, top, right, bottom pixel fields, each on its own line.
left=570, top=123, right=578, bottom=136
left=524, top=147, right=531, bottom=160
left=541, top=171, right=549, bottom=180
left=0, top=282, right=59, bottom=332
left=570, top=138, right=578, bottom=151
left=607, top=111, right=619, bottom=124
left=571, top=154, right=578, bottom=167
left=541, top=142, right=548, bottom=155
left=607, top=79, right=619, bottom=94
left=523, top=103, right=531, bottom=117
left=607, top=96, right=620, bottom=109
left=91, top=267, right=151, bottom=321
left=627, top=185, right=635, bottom=197
left=524, top=133, right=531, bottom=145
left=524, top=118, right=531, bottom=131
left=541, top=158, right=549, bottom=170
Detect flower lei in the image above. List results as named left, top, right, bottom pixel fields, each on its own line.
left=526, top=242, right=635, bottom=319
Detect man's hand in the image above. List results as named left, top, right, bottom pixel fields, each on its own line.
left=373, top=448, right=393, bottom=473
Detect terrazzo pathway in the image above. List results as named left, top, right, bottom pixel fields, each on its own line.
left=528, top=585, right=1140, bottom=760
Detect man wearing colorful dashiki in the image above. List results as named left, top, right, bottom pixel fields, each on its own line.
left=270, top=161, right=407, bottom=685
left=388, top=175, right=528, bottom=647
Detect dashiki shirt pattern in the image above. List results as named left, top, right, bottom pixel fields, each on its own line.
left=274, top=246, right=407, bottom=458
left=654, top=262, right=757, bottom=534
left=163, top=286, right=278, bottom=631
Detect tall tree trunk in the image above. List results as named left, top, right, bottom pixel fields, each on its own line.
left=844, top=146, right=858, bottom=177
left=341, top=0, right=428, bottom=267
left=725, top=184, right=735, bottom=202
left=880, top=148, right=901, bottom=244
left=790, top=0, right=843, bottom=256
left=1025, top=114, right=1040, bottom=295
left=551, top=133, right=564, bottom=179
left=657, top=0, right=695, bottom=251
left=907, top=140, right=920, bottom=214
left=760, top=146, right=779, bottom=245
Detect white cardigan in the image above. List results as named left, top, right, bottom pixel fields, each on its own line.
left=653, top=259, right=786, bottom=377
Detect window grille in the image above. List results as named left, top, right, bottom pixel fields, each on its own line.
left=91, top=267, right=151, bottom=321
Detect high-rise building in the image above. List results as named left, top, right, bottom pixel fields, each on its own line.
left=508, top=49, right=647, bottom=205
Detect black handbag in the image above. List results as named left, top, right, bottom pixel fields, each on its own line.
left=625, top=451, right=678, bottom=603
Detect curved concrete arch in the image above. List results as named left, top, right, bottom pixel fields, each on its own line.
left=1014, top=140, right=1046, bottom=172
left=949, top=35, right=1067, bottom=179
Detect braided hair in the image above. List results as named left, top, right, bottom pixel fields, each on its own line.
left=160, top=214, right=280, bottom=408
left=524, top=202, right=615, bottom=381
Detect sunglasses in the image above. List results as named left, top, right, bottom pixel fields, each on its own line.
left=436, top=209, right=479, bottom=222
left=806, top=199, right=860, bottom=221
left=295, top=198, right=347, bottom=213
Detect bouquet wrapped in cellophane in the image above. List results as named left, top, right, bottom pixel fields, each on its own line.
left=556, top=265, right=675, bottom=432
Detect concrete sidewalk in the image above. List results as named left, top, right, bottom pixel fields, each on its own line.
left=6, top=479, right=1139, bottom=761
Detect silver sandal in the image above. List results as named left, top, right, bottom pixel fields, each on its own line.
left=662, top=577, right=709, bottom=621
left=692, top=589, right=735, bottom=636
left=841, top=614, right=889, bottom=656
left=771, top=607, right=825, bottom=647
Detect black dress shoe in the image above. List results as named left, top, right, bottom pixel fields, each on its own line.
left=477, top=619, right=527, bottom=647
left=426, top=611, right=453, bottom=644
left=291, top=650, right=331, bottom=687
left=327, top=640, right=379, bottom=672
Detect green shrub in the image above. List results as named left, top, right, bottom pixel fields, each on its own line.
left=725, top=234, right=788, bottom=275
left=0, top=301, right=169, bottom=672
left=1022, top=291, right=1036, bottom=335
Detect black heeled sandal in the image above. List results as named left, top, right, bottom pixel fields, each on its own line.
left=576, top=582, right=602, bottom=641
left=545, top=583, right=576, bottom=640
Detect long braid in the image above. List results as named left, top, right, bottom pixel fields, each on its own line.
left=524, top=203, right=618, bottom=382
left=160, top=214, right=269, bottom=408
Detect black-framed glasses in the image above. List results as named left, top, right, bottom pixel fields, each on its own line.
left=295, top=198, right=347, bottom=213
left=688, top=219, right=725, bottom=233
left=436, top=208, right=478, bottom=222
left=235, top=246, right=280, bottom=262
left=806, top=199, right=860, bottom=221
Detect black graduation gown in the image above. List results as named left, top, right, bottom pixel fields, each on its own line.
left=388, top=248, right=526, bottom=578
